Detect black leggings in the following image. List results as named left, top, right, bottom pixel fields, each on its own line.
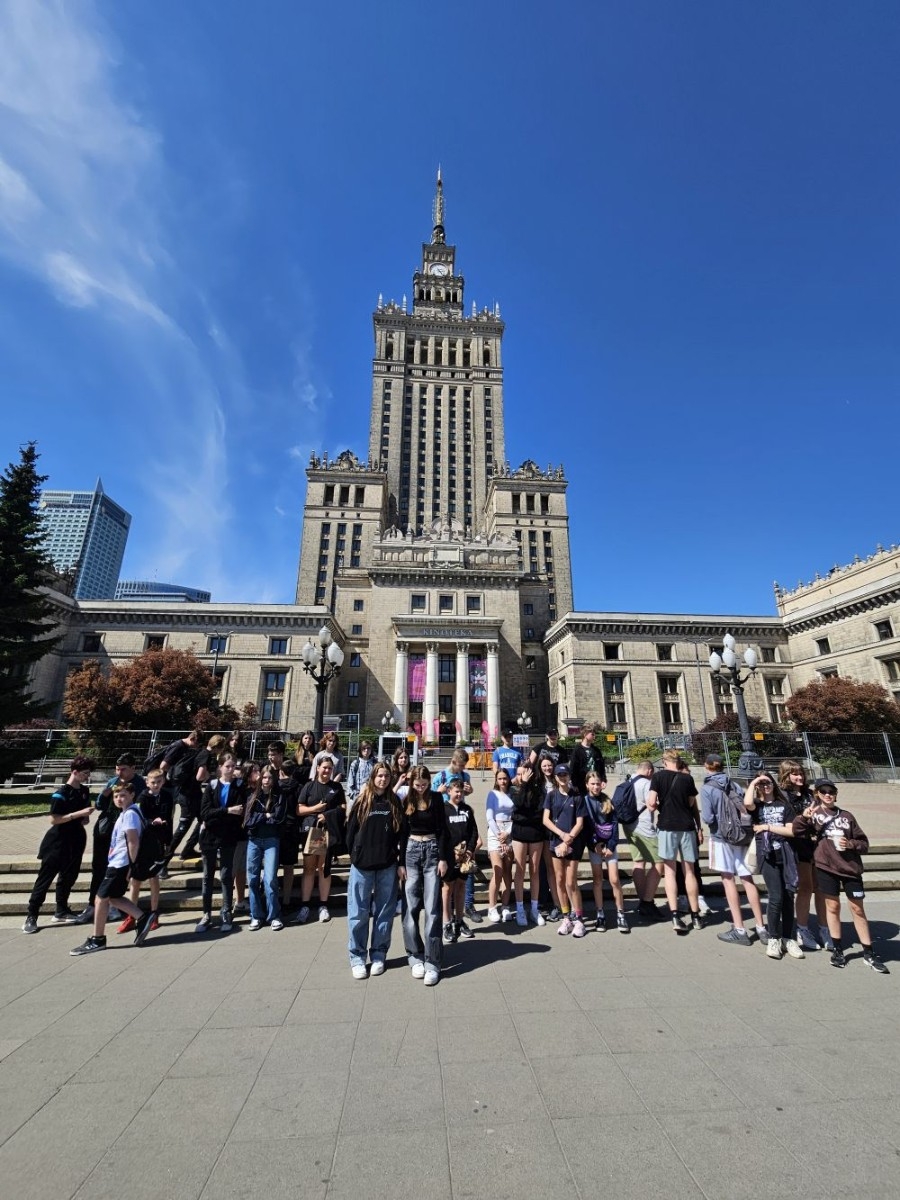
left=762, top=856, right=795, bottom=940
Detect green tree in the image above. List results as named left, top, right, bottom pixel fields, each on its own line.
left=786, top=676, right=900, bottom=733
left=0, top=444, right=63, bottom=781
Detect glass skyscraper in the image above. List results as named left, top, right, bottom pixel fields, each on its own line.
left=39, top=479, right=131, bottom=600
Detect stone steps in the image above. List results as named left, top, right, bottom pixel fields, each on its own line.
left=5, top=845, right=900, bottom=916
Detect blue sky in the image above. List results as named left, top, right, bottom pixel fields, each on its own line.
left=2, top=2, right=898, bottom=614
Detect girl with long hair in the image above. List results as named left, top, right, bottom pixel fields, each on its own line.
left=245, top=764, right=286, bottom=931
left=583, top=772, right=629, bottom=933
left=746, top=772, right=804, bottom=961
left=312, top=731, right=346, bottom=782
left=401, top=765, right=451, bottom=986
left=510, top=762, right=547, bottom=927
left=778, top=759, right=826, bottom=951
left=345, top=761, right=405, bottom=979
left=391, top=746, right=413, bottom=792
left=485, top=768, right=515, bottom=922
left=296, top=756, right=346, bottom=923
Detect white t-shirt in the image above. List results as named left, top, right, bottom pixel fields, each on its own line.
left=108, top=806, right=142, bottom=869
left=632, top=776, right=656, bottom=839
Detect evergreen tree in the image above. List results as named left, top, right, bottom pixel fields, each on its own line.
left=0, top=444, right=62, bottom=781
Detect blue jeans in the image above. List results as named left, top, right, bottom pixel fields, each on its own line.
left=347, top=864, right=399, bottom=968
left=465, top=872, right=475, bottom=910
left=403, top=839, right=443, bottom=970
left=247, top=835, right=281, bottom=923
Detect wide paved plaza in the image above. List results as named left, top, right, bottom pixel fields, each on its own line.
left=0, top=888, right=898, bottom=1200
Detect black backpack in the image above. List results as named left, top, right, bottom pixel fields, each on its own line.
left=141, top=746, right=167, bottom=775
left=714, top=780, right=753, bottom=846
left=129, top=809, right=169, bottom=880
left=611, top=776, right=643, bottom=827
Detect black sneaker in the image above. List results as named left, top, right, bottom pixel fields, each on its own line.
left=595, top=915, right=607, bottom=933
left=134, top=911, right=155, bottom=946
left=457, top=920, right=475, bottom=940
left=22, top=915, right=38, bottom=934
left=673, top=917, right=688, bottom=936
left=71, top=935, right=106, bottom=956
left=616, top=911, right=630, bottom=934
left=443, top=921, right=457, bottom=944
left=692, top=912, right=707, bottom=931
left=863, top=950, right=890, bottom=975
left=830, top=947, right=847, bottom=969
left=51, top=908, right=80, bottom=925
left=464, top=906, right=483, bottom=924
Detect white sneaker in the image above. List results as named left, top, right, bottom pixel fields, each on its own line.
left=767, top=937, right=784, bottom=960
left=351, top=964, right=367, bottom=980
left=248, top=918, right=261, bottom=931
left=795, top=925, right=818, bottom=951
left=784, top=938, right=805, bottom=959
left=533, top=909, right=546, bottom=927
left=501, top=906, right=512, bottom=922
left=515, top=908, right=528, bottom=927
left=369, top=960, right=385, bottom=976
left=411, top=962, right=426, bottom=979
left=271, top=919, right=284, bottom=931
left=318, top=906, right=330, bottom=923
left=698, top=896, right=712, bottom=916
left=487, top=906, right=501, bottom=923
left=423, top=968, right=439, bottom=986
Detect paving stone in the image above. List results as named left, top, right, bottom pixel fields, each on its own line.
left=201, top=1134, right=333, bottom=1199
left=74, top=1137, right=223, bottom=1200
left=327, top=1128, right=451, bottom=1199
left=555, top=1115, right=705, bottom=1199
left=448, top=1118, right=579, bottom=1200
left=532, top=1053, right=646, bottom=1118
left=442, top=1059, right=539, bottom=1127
left=230, top=1068, right=349, bottom=1140
left=167, top=1026, right=277, bottom=1079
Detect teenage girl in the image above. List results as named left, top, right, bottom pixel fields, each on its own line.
left=485, top=768, right=515, bottom=922
left=442, top=779, right=480, bottom=942
left=778, top=759, right=826, bottom=951
left=401, top=765, right=451, bottom=986
left=542, top=763, right=586, bottom=937
left=510, top=763, right=546, bottom=927
left=583, top=772, right=630, bottom=933
left=345, top=761, right=404, bottom=979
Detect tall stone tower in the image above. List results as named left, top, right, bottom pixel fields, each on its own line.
left=295, top=173, right=573, bottom=740
left=368, top=171, right=506, bottom=537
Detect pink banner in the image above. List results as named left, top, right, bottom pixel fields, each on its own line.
left=407, top=655, right=426, bottom=703
left=469, top=658, right=487, bottom=702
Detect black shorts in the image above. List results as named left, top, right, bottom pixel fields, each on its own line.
left=512, top=822, right=545, bottom=845
left=816, top=867, right=865, bottom=901
left=97, top=865, right=131, bottom=900
left=794, top=839, right=815, bottom=864
left=279, top=833, right=300, bottom=867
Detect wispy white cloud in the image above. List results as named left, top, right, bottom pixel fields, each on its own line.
left=0, top=0, right=327, bottom=602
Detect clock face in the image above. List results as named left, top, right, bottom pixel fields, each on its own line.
left=428, top=262, right=449, bottom=277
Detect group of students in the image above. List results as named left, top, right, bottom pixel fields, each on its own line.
left=22, top=726, right=890, bottom=979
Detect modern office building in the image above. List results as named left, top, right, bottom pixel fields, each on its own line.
left=38, top=479, right=131, bottom=600
left=115, top=581, right=212, bottom=604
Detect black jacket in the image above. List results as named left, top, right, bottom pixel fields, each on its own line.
left=200, top=779, right=246, bottom=847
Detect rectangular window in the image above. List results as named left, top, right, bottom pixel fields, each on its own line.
left=264, top=671, right=287, bottom=693
left=338, top=485, right=350, bottom=506
left=761, top=646, right=777, bottom=663
left=353, top=599, right=364, bottom=612
left=352, top=624, right=363, bottom=636
left=525, top=655, right=536, bottom=671
left=656, top=644, right=672, bottom=662
left=438, top=694, right=453, bottom=714
left=875, top=619, right=893, bottom=641
left=348, top=681, right=360, bottom=698
left=765, top=676, right=785, bottom=697
left=815, top=637, right=831, bottom=655
left=323, top=485, right=334, bottom=505
left=526, top=494, right=535, bottom=513
left=438, top=655, right=456, bottom=683
left=604, top=674, right=627, bottom=726
left=512, top=494, right=520, bottom=513
left=82, top=634, right=102, bottom=652
left=145, top=634, right=166, bottom=651
left=261, top=670, right=287, bottom=724
left=713, top=676, right=734, bottom=715
left=524, top=603, right=534, bottom=616
left=466, top=596, right=481, bottom=614
left=354, top=486, right=365, bottom=506
left=818, top=667, right=838, bottom=679
left=411, top=594, right=426, bottom=612
left=603, top=643, right=621, bottom=661
left=439, top=595, right=453, bottom=613
left=884, top=657, right=900, bottom=682
left=527, top=683, right=538, bottom=699
left=269, top=638, right=288, bottom=656
left=524, top=627, right=535, bottom=640
left=207, top=635, right=228, bottom=654
left=261, top=698, right=283, bottom=723
left=540, top=494, right=549, bottom=514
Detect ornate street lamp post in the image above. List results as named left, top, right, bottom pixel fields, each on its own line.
left=516, top=711, right=532, bottom=736
left=708, top=633, right=758, bottom=755
left=301, top=625, right=345, bottom=740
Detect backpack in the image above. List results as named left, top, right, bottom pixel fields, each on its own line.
left=171, top=748, right=200, bottom=787
left=129, top=810, right=169, bottom=880
left=714, top=780, right=753, bottom=846
left=611, top=777, right=643, bottom=827
left=142, top=746, right=168, bottom=775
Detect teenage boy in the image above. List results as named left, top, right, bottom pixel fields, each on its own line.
left=646, top=750, right=704, bottom=935
left=567, top=724, right=608, bottom=796
left=625, top=761, right=667, bottom=921
left=435, top=750, right=481, bottom=922
left=492, top=730, right=523, bottom=776
left=528, top=728, right=568, bottom=769
left=71, top=781, right=157, bottom=955
left=75, top=753, right=145, bottom=926
left=792, top=780, right=888, bottom=973
left=117, top=768, right=168, bottom=935
left=700, top=753, right=767, bottom=948
left=23, top=757, right=95, bottom=933
left=161, top=729, right=203, bottom=859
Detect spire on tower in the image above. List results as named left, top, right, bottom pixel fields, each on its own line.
left=431, top=167, right=445, bottom=245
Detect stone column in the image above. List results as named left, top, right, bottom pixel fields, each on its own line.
left=486, top=642, right=501, bottom=742
left=455, top=643, right=470, bottom=743
left=423, top=642, right=439, bottom=741
left=393, top=641, right=408, bottom=726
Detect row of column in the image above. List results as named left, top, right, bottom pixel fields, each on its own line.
left=393, top=641, right=501, bottom=739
